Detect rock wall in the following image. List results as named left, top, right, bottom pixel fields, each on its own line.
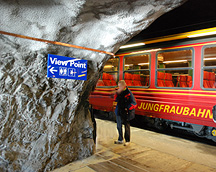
left=0, top=0, right=186, bottom=171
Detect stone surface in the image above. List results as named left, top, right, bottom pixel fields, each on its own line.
left=0, top=0, right=186, bottom=171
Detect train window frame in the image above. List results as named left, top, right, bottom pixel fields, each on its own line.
left=201, top=44, right=216, bottom=90
left=123, top=53, right=151, bottom=88
left=97, top=56, right=120, bottom=88
left=155, top=47, right=195, bottom=89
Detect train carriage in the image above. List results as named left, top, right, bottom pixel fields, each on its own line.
left=89, top=27, right=216, bottom=142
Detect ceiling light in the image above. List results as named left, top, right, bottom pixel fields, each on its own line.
left=120, top=43, right=145, bottom=49
left=125, top=64, right=133, bottom=66
left=130, top=48, right=162, bottom=54
left=104, top=65, right=114, bottom=68
left=204, top=57, right=216, bottom=60
left=138, top=63, right=149, bottom=65
left=163, top=60, right=187, bottom=63
left=188, top=31, right=216, bottom=38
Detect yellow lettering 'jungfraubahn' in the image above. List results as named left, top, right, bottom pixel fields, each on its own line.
left=137, top=102, right=213, bottom=119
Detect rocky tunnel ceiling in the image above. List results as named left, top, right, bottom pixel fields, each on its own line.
left=0, top=0, right=186, bottom=171
left=130, top=0, right=216, bottom=41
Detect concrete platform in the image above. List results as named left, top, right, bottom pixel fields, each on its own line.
left=52, top=119, right=216, bottom=172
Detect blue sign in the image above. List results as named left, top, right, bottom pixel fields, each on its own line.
left=47, top=54, right=87, bottom=80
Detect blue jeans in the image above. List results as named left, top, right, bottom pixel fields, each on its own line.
left=116, top=115, right=123, bottom=141
left=116, top=114, right=130, bottom=142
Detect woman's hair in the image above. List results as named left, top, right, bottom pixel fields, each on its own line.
left=118, top=80, right=126, bottom=86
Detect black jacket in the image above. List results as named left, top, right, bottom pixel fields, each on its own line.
left=114, top=87, right=137, bottom=120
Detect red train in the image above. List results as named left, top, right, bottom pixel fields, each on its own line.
left=90, top=27, right=216, bottom=142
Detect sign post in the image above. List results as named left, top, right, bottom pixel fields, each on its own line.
left=47, top=54, right=87, bottom=80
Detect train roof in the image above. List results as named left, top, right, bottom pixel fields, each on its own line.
left=116, top=27, right=216, bottom=56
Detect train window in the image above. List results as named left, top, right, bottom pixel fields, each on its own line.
left=103, top=58, right=119, bottom=72
left=157, top=49, right=192, bottom=69
left=203, top=47, right=216, bottom=67
left=124, top=53, right=150, bottom=87
left=156, top=48, right=194, bottom=88
left=96, top=57, right=119, bottom=87
left=124, top=54, right=149, bottom=70
left=202, top=46, right=216, bottom=89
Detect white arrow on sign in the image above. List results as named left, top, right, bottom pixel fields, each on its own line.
left=50, top=67, right=57, bottom=74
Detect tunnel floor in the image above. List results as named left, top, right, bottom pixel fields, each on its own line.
left=52, top=119, right=216, bottom=172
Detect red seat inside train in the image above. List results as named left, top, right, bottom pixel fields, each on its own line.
left=125, top=73, right=144, bottom=86
left=132, top=74, right=142, bottom=86
left=179, top=75, right=187, bottom=87
left=157, top=72, right=166, bottom=87
left=97, top=72, right=200, bottom=88
left=175, top=75, right=193, bottom=87
left=124, top=73, right=133, bottom=86
left=165, top=73, right=174, bottom=87
left=209, top=72, right=216, bottom=88
left=186, top=76, right=192, bottom=87
left=158, top=72, right=193, bottom=88
left=96, top=80, right=105, bottom=86
left=203, top=71, right=215, bottom=88
left=203, top=71, right=210, bottom=88
left=96, top=73, right=117, bottom=86
left=97, top=73, right=145, bottom=87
